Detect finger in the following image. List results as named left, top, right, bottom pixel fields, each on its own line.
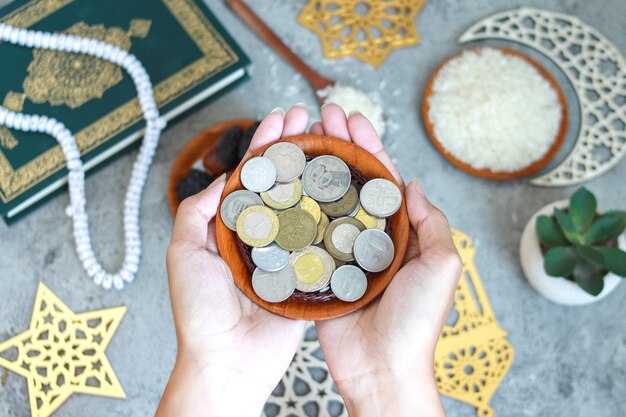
left=348, top=112, right=405, bottom=190
left=405, top=180, right=459, bottom=268
left=309, top=121, right=325, bottom=136
left=321, top=103, right=351, bottom=141
left=242, top=108, right=285, bottom=160
left=281, top=104, right=309, bottom=137
left=170, top=174, right=227, bottom=252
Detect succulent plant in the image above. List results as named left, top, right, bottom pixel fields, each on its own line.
left=536, top=187, right=626, bottom=296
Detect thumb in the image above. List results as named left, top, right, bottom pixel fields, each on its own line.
left=405, top=180, right=461, bottom=275
left=170, top=174, right=227, bottom=252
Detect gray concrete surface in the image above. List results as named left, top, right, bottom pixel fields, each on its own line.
left=1, top=1, right=625, bottom=416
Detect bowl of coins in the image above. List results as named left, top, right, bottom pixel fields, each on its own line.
left=216, top=134, right=410, bottom=320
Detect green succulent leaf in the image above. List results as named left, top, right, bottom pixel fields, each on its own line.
left=583, top=213, right=626, bottom=245
left=572, top=261, right=605, bottom=296
left=553, top=208, right=583, bottom=245
left=569, top=187, right=597, bottom=232
left=544, top=247, right=577, bottom=278
left=536, top=215, right=568, bottom=247
left=601, top=247, right=626, bottom=277
left=575, top=246, right=604, bottom=266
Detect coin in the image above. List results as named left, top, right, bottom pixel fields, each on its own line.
left=260, top=179, right=302, bottom=210
left=251, top=243, right=290, bottom=272
left=354, top=206, right=386, bottom=230
left=331, top=265, right=368, bottom=302
left=359, top=178, right=402, bottom=217
left=241, top=156, right=277, bottom=192
left=236, top=206, right=280, bottom=247
left=302, top=155, right=351, bottom=203
left=353, top=229, right=395, bottom=272
left=220, top=190, right=264, bottom=231
left=290, top=246, right=335, bottom=292
left=299, top=196, right=322, bottom=223
left=313, top=212, right=329, bottom=244
left=323, top=217, right=366, bottom=262
left=263, top=142, right=307, bottom=182
left=252, top=266, right=297, bottom=303
left=275, top=208, right=317, bottom=251
left=347, top=201, right=361, bottom=217
left=319, top=185, right=359, bottom=217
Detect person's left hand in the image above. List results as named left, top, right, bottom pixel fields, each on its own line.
left=156, top=105, right=310, bottom=417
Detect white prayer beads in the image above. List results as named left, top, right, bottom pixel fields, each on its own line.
left=0, top=23, right=166, bottom=290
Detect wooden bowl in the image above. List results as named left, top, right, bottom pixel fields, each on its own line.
left=216, top=135, right=410, bottom=321
left=167, top=119, right=257, bottom=217
left=422, top=47, right=568, bottom=180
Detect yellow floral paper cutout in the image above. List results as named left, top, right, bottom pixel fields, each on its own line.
left=298, top=0, right=427, bottom=67
left=435, top=230, right=514, bottom=417
left=0, top=283, right=126, bottom=417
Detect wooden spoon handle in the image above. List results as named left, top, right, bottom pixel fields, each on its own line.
left=226, top=0, right=334, bottom=91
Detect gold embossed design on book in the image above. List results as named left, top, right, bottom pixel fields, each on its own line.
left=0, top=0, right=239, bottom=203
left=23, top=21, right=135, bottom=109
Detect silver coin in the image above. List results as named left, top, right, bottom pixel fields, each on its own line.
left=359, top=179, right=402, bottom=217
left=241, top=157, right=277, bottom=192
left=252, top=243, right=291, bottom=272
left=220, top=190, right=264, bottom=231
left=302, top=155, right=351, bottom=203
left=252, top=265, right=297, bottom=303
left=331, top=223, right=361, bottom=254
left=263, top=142, right=306, bottom=183
left=353, top=229, right=395, bottom=272
left=331, top=265, right=368, bottom=302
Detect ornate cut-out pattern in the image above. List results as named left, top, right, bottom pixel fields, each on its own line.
left=263, top=325, right=345, bottom=417
left=435, top=230, right=514, bottom=417
left=265, top=229, right=513, bottom=417
left=298, top=0, right=427, bottom=68
left=459, top=7, right=626, bottom=187
left=0, top=283, right=126, bottom=417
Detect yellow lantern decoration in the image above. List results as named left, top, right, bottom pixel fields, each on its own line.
left=435, top=230, right=515, bottom=417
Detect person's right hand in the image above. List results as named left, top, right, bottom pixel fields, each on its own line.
left=312, top=104, right=463, bottom=417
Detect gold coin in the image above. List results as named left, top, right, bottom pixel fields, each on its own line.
left=260, top=179, right=302, bottom=210
left=289, top=246, right=335, bottom=292
left=293, top=253, right=325, bottom=284
left=323, top=217, right=366, bottom=262
left=319, top=185, right=359, bottom=217
left=355, top=206, right=386, bottom=230
left=313, top=212, right=330, bottom=244
left=299, top=196, right=322, bottom=223
left=236, top=206, right=280, bottom=247
left=275, top=208, right=317, bottom=251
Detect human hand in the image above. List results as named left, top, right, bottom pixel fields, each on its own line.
left=156, top=105, right=312, bottom=417
left=312, top=104, right=463, bottom=417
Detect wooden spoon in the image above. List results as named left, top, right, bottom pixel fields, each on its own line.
left=226, top=0, right=335, bottom=101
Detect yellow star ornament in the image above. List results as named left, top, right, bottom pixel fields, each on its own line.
left=298, top=0, right=427, bottom=67
left=0, top=283, right=126, bottom=417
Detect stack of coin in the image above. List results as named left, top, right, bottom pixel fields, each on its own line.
left=220, top=142, right=402, bottom=304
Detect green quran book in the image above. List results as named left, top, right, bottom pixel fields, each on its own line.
left=0, top=0, right=250, bottom=223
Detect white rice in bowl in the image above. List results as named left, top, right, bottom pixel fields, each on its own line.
left=427, top=47, right=562, bottom=173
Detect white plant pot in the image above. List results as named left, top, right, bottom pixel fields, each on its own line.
left=520, top=199, right=625, bottom=306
